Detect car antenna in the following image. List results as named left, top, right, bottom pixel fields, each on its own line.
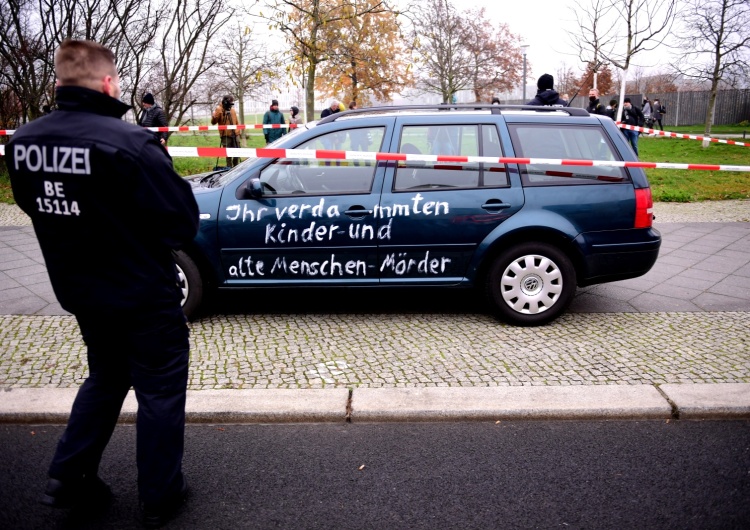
left=567, top=60, right=604, bottom=107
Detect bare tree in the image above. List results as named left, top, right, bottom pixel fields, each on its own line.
left=0, top=0, right=55, bottom=123
left=157, top=0, right=233, bottom=129
left=409, top=0, right=469, bottom=103
left=674, top=0, right=750, bottom=134
left=555, top=63, right=580, bottom=100
left=212, top=22, right=282, bottom=144
left=570, top=0, right=676, bottom=120
left=2, top=0, right=161, bottom=123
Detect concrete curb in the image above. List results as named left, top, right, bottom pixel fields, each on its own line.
left=660, top=383, right=750, bottom=419
left=350, top=386, right=673, bottom=421
left=1, top=384, right=749, bottom=423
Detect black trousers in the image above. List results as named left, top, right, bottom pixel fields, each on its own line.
left=221, top=135, right=239, bottom=167
left=48, top=308, right=190, bottom=506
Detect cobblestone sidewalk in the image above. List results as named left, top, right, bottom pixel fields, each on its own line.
left=1, top=312, right=748, bottom=389
left=1, top=201, right=748, bottom=391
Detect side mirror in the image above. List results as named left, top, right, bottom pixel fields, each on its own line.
left=242, top=177, right=263, bottom=199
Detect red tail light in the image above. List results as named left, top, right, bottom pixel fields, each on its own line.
left=634, top=188, right=654, bottom=228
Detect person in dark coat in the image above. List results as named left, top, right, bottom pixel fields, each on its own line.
left=138, top=92, right=168, bottom=145
left=620, top=97, right=645, bottom=156
left=605, top=99, right=618, bottom=120
left=652, top=99, right=666, bottom=130
left=320, top=99, right=341, bottom=119
left=526, top=74, right=567, bottom=106
left=262, top=98, right=287, bottom=144
left=586, top=88, right=607, bottom=115
left=7, top=39, right=199, bottom=528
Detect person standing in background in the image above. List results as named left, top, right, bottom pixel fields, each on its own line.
left=621, top=97, right=645, bottom=156
left=138, top=92, right=168, bottom=146
left=262, top=98, right=287, bottom=145
left=289, top=105, right=303, bottom=126
left=525, top=74, right=567, bottom=106
left=586, top=88, right=606, bottom=115
left=653, top=99, right=666, bottom=131
left=321, top=100, right=341, bottom=119
left=211, top=95, right=239, bottom=167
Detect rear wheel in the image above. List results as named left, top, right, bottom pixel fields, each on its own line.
left=485, top=242, right=576, bottom=326
left=173, top=250, right=203, bottom=321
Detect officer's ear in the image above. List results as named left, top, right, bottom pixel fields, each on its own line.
left=102, top=75, right=118, bottom=98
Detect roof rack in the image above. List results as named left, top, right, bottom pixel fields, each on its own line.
left=317, top=104, right=590, bottom=124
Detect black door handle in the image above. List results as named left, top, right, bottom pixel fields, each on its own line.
left=344, top=206, right=373, bottom=218
left=481, top=201, right=511, bottom=211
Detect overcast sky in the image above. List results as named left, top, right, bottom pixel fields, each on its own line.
left=459, top=0, right=675, bottom=83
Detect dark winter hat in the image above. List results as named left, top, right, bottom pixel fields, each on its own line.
left=537, top=74, right=554, bottom=90
left=271, top=99, right=279, bottom=106
left=290, top=105, right=299, bottom=115
left=142, top=93, right=155, bottom=105
left=624, top=97, right=632, bottom=103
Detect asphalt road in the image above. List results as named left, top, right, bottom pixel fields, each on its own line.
left=1, top=421, right=749, bottom=529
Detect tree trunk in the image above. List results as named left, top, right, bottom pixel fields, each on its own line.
left=615, top=68, right=628, bottom=123
left=306, top=64, right=316, bottom=122
left=704, top=79, right=720, bottom=137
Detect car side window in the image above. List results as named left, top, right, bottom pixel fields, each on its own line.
left=394, top=124, right=508, bottom=191
left=259, top=127, right=385, bottom=196
left=508, top=124, right=630, bottom=185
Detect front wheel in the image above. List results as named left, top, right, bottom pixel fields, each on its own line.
left=173, top=250, right=203, bottom=321
left=485, top=242, right=576, bottom=326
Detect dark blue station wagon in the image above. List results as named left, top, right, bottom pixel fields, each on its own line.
left=175, top=105, right=661, bottom=325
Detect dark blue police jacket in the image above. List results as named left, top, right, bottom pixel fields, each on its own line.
left=7, top=86, right=199, bottom=316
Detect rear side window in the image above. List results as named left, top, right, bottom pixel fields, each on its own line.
left=508, top=124, right=630, bottom=185
left=394, top=124, right=509, bottom=191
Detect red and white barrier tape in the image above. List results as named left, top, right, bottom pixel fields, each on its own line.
left=164, top=147, right=750, bottom=171
left=616, top=122, right=750, bottom=147
left=2, top=145, right=748, bottom=171
left=146, top=123, right=298, bottom=133
left=0, top=123, right=298, bottom=136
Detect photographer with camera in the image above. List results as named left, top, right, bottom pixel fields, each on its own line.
left=211, top=95, right=240, bottom=167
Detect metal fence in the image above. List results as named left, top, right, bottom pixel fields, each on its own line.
left=564, top=89, right=750, bottom=127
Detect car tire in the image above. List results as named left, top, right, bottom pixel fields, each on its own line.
left=173, top=250, right=203, bottom=321
left=485, top=242, right=576, bottom=326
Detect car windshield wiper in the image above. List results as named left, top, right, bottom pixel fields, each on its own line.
left=200, top=170, right=226, bottom=187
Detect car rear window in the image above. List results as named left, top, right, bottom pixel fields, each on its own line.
left=394, top=124, right=509, bottom=191
left=508, top=124, right=630, bottom=185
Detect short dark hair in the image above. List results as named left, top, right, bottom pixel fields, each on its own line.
left=624, top=97, right=632, bottom=103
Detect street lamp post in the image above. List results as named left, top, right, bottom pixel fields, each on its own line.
left=521, top=44, right=529, bottom=102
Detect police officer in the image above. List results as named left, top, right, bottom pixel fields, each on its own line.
left=7, top=40, right=199, bottom=528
